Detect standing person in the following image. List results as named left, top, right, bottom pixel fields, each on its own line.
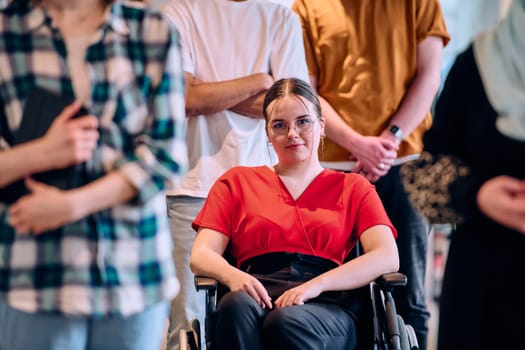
left=292, top=1, right=449, bottom=348
left=0, top=0, right=187, bottom=349
left=402, top=1, right=525, bottom=348
left=190, top=78, right=399, bottom=350
left=161, top=1, right=309, bottom=349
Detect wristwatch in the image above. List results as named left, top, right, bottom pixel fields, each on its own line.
left=389, top=124, right=403, bottom=141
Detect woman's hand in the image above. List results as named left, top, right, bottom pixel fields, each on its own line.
left=42, top=101, right=99, bottom=170
left=225, top=269, right=273, bottom=309
left=273, top=279, right=323, bottom=308
left=8, top=178, right=80, bottom=234
left=477, top=175, right=525, bottom=234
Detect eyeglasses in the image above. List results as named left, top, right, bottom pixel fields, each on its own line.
left=269, top=117, right=315, bottom=136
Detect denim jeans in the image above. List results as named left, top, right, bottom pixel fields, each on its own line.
left=166, top=195, right=206, bottom=350
left=0, top=301, right=168, bottom=350
left=374, top=165, right=431, bottom=349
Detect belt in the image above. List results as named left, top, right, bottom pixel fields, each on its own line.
left=240, top=252, right=338, bottom=275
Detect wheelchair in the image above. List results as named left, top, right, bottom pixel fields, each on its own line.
left=180, top=255, right=419, bottom=350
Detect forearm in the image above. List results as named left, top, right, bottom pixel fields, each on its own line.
left=319, top=95, right=362, bottom=151
left=68, top=170, right=137, bottom=220
left=387, top=68, right=441, bottom=137
left=0, top=140, right=54, bottom=187
left=386, top=36, right=443, bottom=137
left=229, top=91, right=266, bottom=119
left=186, top=73, right=272, bottom=117
left=309, top=225, right=399, bottom=293
left=309, top=74, right=366, bottom=154
left=313, top=246, right=399, bottom=293
left=190, top=246, right=239, bottom=285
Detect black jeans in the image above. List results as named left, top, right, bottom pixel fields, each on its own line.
left=374, top=165, right=431, bottom=349
left=214, top=253, right=363, bottom=350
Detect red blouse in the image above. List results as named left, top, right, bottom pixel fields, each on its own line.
left=193, top=166, right=396, bottom=266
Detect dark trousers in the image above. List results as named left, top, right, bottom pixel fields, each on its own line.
left=214, top=253, right=361, bottom=350
left=374, top=165, right=431, bottom=349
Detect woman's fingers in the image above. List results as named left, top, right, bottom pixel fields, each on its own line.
left=245, top=284, right=262, bottom=306
left=245, top=284, right=271, bottom=309
left=274, top=289, right=305, bottom=308
left=254, top=284, right=273, bottom=309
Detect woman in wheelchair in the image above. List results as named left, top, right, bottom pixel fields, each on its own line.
left=190, top=78, right=399, bottom=350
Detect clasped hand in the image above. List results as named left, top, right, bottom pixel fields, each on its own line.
left=477, top=175, right=525, bottom=234
left=351, top=134, right=399, bottom=182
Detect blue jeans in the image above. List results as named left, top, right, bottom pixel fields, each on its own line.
left=0, top=301, right=168, bottom=350
left=166, top=195, right=206, bottom=350
left=374, top=165, right=430, bottom=349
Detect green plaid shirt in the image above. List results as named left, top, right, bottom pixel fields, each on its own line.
left=0, top=1, right=187, bottom=317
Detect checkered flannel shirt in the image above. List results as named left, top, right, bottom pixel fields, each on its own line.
left=0, top=1, right=187, bottom=317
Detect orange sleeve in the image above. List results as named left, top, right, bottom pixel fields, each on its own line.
left=292, top=0, right=319, bottom=78
left=416, top=0, right=451, bottom=46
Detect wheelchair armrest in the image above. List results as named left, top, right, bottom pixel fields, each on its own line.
left=375, top=272, right=407, bottom=289
left=194, top=276, right=218, bottom=293
left=194, top=276, right=219, bottom=349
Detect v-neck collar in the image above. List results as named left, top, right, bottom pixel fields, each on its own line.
left=264, top=166, right=327, bottom=202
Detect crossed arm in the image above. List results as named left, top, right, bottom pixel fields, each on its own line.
left=184, top=72, right=274, bottom=118
left=190, top=225, right=398, bottom=310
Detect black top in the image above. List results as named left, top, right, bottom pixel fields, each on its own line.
left=402, top=45, right=525, bottom=224
left=402, top=45, right=525, bottom=350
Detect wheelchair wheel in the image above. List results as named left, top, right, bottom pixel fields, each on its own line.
left=405, top=324, right=419, bottom=349
left=178, top=319, right=201, bottom=350
left=396, top=315, right=410, bottom=350
left=189, top=319, right=202, bottom=349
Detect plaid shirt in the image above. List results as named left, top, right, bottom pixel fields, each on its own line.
left=0, top=1, right=187, bottom=317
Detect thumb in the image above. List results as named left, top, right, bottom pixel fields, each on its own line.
left=25, top=177, right=49, bottom=193
left=380, top=138, right=398, bottom=150
left=352, top=161, right=363, bottom=174
left=55, top=101, right=82, bottom=124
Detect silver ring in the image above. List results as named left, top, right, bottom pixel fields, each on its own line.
left=379, top=162, right=385, bottom=170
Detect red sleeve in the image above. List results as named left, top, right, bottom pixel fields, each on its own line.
left=351, top=176, right=398, bottom=239
left=192, top=174, right=234, bottom=238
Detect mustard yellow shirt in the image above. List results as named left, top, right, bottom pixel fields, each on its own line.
left=293, top=0, right=450, bottom=161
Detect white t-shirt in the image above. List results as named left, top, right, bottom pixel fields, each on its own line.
left=162, top=0, right=309, bottom=197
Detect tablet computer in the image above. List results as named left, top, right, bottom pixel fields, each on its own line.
left=0, top=87, right=89, bottom=204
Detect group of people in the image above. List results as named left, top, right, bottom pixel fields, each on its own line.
left=161, top=0, right=448, bottom=349
left=0, top=1, right=522, bottom=350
